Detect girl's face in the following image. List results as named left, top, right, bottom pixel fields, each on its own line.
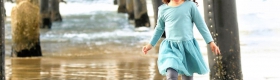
left=171, top=0, right=184, bottom=2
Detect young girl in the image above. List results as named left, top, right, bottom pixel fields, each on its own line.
left=142, top=0, right=221, bottom=80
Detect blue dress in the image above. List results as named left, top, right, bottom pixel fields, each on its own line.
left=149, top=1, right=213, bottom=76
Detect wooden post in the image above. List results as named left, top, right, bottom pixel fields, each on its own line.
left=40, top=0, right=52, bottom=28
left=11, top=1, right=42, bottom=57
left=6, top=0, right=14, bottom=3
left=125, top=0, right=134, bottom=20
left=16, top=0, right=39, bottom=6
left=203, top=0, right=243, bottom=80
left=151, top=0, right=163, bottom=26
left=50, top=0, right=62, bottom=22
left=0, top=0, right=5, bottom=79
left=133, top=0, right=150, bottom=28
left=113, top=0, right=117, bottom=5
left=30, top=0, right=39, bottom=6
left=117, top=0, right=126, bottom=13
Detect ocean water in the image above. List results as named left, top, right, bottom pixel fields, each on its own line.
left=5, top=0, right=280, bottom=54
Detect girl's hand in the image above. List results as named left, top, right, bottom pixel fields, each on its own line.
left=142, top=44, right=153, bottom=54
left=209, top=42, right=221, bottom=55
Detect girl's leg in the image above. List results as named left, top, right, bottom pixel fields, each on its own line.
left=182, top=75, right=193, bottom=80
left=166, top=68, right=178, bottom=80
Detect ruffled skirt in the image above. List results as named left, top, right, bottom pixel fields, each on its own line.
left=157, top=38, right=209, bottom=76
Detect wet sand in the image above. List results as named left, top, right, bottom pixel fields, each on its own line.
left=5, top=54, right=164, bottom=80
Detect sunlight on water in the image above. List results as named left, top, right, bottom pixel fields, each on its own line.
left=5, top=56, right=164, bottom=80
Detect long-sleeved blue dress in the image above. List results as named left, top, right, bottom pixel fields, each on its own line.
left=149, top=1, right=213, bottom=76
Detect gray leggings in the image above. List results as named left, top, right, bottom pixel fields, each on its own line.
left=166, top=68, right=193, bottom=80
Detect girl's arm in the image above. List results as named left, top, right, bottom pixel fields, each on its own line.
left=149, top=8, right=165, bottom=47
left=191, top=3, right=213, bottom=44
left=191, top=3, right=221, bottom=54
left=142, top=7, right=165, bottom=54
